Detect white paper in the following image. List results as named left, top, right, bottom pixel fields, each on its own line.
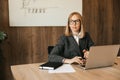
left=48, top=64, right=75, bottom=73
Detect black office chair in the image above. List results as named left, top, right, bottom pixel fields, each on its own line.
left=48, top=46, right=54, bottom=54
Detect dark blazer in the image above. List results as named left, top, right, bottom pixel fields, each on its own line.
left=48, top=32, right=94, bottom=63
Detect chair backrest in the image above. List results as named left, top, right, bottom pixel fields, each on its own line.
left=48, top=46, right=54, bottom=54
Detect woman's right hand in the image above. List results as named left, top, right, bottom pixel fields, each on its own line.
left=63, top=56, right=83, bottom=64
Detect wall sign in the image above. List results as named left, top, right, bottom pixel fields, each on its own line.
left=8, top=0, right=82, bottom=27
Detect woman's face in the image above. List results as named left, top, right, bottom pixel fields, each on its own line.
left=69, top=15, right=81, bottom=33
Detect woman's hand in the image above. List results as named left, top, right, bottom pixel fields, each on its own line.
left=83, top=49, right=89, bottom=59
left=63, top=56, right=83, bottom=64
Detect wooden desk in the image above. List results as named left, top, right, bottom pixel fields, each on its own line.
left=11, top=58, right=120, bottom=80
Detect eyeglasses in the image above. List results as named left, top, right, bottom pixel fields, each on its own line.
left=69, top=19, right=80, bottom=25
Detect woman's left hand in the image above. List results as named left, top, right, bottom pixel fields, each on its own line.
left=83, top=49, right=89, bottom=59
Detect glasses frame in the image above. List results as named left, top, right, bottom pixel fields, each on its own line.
left=69, top=19, right=81, bottom=25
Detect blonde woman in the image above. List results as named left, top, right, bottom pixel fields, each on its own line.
left=48, top=12, right=94, bottom=64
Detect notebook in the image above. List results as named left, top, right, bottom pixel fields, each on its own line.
left=39, top=62, right=63, bottom=70
left=80, top=44, right=120, bottom=70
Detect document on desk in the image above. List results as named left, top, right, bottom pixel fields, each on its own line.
left=48, top=64, right=75, bottom=73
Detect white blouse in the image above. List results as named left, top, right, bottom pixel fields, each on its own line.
left=73, top=32, right=81, bottom=45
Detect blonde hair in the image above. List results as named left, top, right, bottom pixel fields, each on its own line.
left=65, top=12, right=85, bottom=38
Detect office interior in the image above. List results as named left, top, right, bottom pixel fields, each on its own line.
left=0, top=0, right=120, bottom=80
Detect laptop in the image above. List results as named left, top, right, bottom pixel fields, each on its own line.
left=80, top=45, right=120, bottom=70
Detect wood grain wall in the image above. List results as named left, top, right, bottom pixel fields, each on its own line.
left=0, top=0, right=120, bottom=80
left=83, top=0, right=120, bottom=45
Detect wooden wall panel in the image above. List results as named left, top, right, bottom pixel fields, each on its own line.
left=9, top=28, right=33, bottom=64
left=83, top=0, right=120, bottom=45
left=112, top=0, right=120, bottom=44
left=0, top=0, right=120, bottom=80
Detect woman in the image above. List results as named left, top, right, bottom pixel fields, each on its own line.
left=48, top=12, right=94, bottom=64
